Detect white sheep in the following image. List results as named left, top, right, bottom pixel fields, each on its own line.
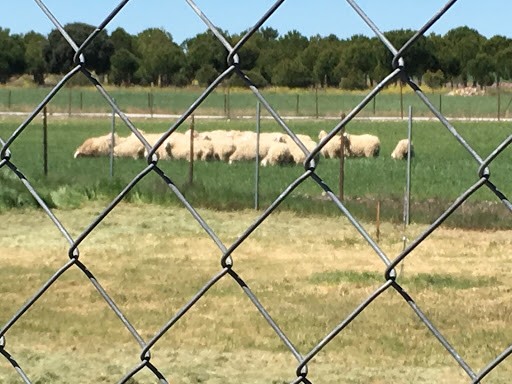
left=391, top=138, right=414, bottom=160
left=283, top=134, right=318, bottom=165
left=166, top=131, right=215, bottom=161
left=261, top=142, right=294, bottom=166
left=342, top=132, right=380, bottom=158
left=200, top=130, right=236, bottom=162
left=142, top=133, right=172, bottom=160
left=228, top=132, right=286, bottom=164
left=74, top=132, right=122, bottom=158
left=113, top=132, right=145, bottom=159
left=318, top=130, right=342, bottom=159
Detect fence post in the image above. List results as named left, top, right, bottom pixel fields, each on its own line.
left=148, top=92, right=154, bottom=117
left=7, top=89, right=11, bottom=110
left=400, top=81, right=404, bottom=119
left=405, top=105, right=413, bottom=226
left=296, top=94, right=300, bottom=116
left=188, top=115, right=195, bottom=185
left=110, top=104, right=116, bottom=178
left=376, top=200, right=381, bottom=242
left=80, top=91, right=83, bottom=112
left=373, top=96, right=376, bottom=115
left=255, top=101, right=261, bottom=210
left=339, top=112, right=346, bottom=201
left=43, top=106, right=48, bottom=176
left=315, top=87, right=319, bottom=119
left=497, top=84, right=501, bottom=121
left=227, top=85, right=231, bottom=120
left=68, top=88, right=72, bottom=117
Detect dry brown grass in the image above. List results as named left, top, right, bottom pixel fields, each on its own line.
left=0, top=202, right=510, bottom=383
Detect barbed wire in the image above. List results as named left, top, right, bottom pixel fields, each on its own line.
left=0, top=1, right=510, bottom=383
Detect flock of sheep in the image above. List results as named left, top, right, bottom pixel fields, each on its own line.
left=73, top=128, right=414, bottom=165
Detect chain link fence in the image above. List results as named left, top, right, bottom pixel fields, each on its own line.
left=1, top=0, right=511, bottom=383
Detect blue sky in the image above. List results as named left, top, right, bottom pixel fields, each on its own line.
left=1, top=0, right=511, bottom=44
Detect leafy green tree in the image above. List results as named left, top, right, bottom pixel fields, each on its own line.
left=299, top=35, right=322, bottom=80
left=23, top=31, right=47, bottom=85
left=195, top=64, right=218, bottom=86
left=0, top=28, right=26, bottom=83
left=44, top=22, right=114, bottom=76
left=275, top=30, right=309, bottom=63
left=444, top=26, right=485, bottom=86
left=252, top=29, right=280, bottom=85
left=110, top=27, right=135, bottom=53
left=272, top=57, right=313, bottom=88
left=483, top=35, right=512, bottom=85
left=467, top=53, right=495, bottom=88
left=367, top=37, right=391, bottom=84
left=135, top=28, right=185, bottom=86
left=303, top=34, right=344, bottom=86
left=109, top=48, right=139, bottom=85
left=227, top=68, right=268, bottom=88
left=260, top=27, right=279, bottom=42
left=314, top=48, right=342, bottom=87
left=428, top=32, right=459, bottom=88
left=339, top=68, right=367, bottom=90
left=496, top=47, right=512, bottom=82
left=423, top=69, right=445, bottom=89
left=382, top=29, right=437, bottom=85
left=230, top=31, right=260, bottom=71
left=183, top=30, right=228, bottom=82
left=343, top=35, right=375, bottom=86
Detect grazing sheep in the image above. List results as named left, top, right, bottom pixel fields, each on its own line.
left=166, top=131, right=215, bottom=161
left=391, top=138, right=414, bottom=160
left=142, top=133, right=172, bottom=160
left=113, top=132, right=145, bottom=159
left=343, top=132, right=380, bottom=158
left=112, top=130, right=170, bottom=160
left=200, top=130, right=236, bottom=162
left=74, top=133, right=122, bottom=158
left=283, top=134, right=318, bottom=165
left=228, top=132, right=286, bottom=164
left=318, top=130, right=342, bottom=159
left=261, top=142, right=294, bottom=166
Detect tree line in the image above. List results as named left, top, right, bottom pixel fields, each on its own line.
left=1, top=23, right=512, bottom=90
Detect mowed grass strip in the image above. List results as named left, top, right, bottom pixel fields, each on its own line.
left=0, top=85, right=509, bottom=119
left=0, top=203, right=510, bottom=383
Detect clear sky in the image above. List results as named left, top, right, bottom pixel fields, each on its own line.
left=1, top=0, right=511, bottom=44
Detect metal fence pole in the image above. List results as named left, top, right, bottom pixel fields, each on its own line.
left=110, top=104, right=116, bottom=179
left=42, top=106, right=48, bottom=176
left=405, top=105, right=413, bottom=226
left=497, top=84, right=501, bottom=121
left=315, top=87, right=319, bottom=118
left=255, top=101, right=261, bottom=210
left=68, top=88, right=72, bottom=117
left=400, top=82, right=404, bottom=119
left=339, top=112, right=346, bottom=201
left=188, top=115, right=195, bottom=185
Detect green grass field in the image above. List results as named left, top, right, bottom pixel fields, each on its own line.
left=0, top=88, right=511, bottom=382
left=0, top=115, right=510, bottom=228
left=1, top=84, right=512, bottom=119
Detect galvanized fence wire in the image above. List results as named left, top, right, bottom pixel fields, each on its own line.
left=0, top=0, right=510, bottom=383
